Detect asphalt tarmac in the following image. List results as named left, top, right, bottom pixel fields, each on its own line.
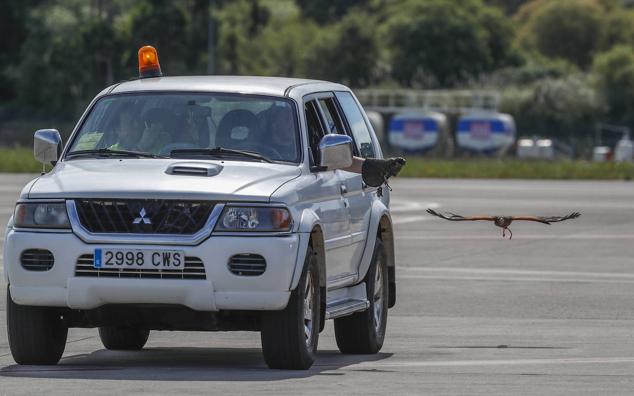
left=0, top=174, right=633, bottom=395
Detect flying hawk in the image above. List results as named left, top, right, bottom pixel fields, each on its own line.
left=426, top=209, right=581, bottom=239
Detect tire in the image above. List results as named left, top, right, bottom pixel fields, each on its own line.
left=334, top=238, right=388, bottom=354
left=99, top=326, right=150, bottom=350
left=261, top=247, right=320, bottom=370
left=6, top=288, right=68, bottom=365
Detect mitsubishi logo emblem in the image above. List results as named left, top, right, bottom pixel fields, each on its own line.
left=133, top=208, right=152, bottom=225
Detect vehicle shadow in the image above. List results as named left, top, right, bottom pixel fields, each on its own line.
left=0, top=347, right=393, bottom=381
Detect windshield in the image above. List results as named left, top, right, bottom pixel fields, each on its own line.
left=67, top=93, right=301, bottom=163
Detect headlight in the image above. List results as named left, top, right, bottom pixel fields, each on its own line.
left=215, top=206, right=292, bottom=232
left=14, top=202, right=70, bottom=229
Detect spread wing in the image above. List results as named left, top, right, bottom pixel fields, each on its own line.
left=426, top=208, right=495, bottom=222
left=511, top=212, right=581, bottom=225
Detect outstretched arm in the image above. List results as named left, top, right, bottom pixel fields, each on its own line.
left=342, top=156, right=365, bottom=174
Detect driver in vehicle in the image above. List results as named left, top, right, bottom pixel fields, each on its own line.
left=109, top=107, right=144, bottom=151
left=108, top=106, right=171, bottom=154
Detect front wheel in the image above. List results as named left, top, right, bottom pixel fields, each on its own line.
left=7, top=289, right=68, bottom=365
left=334, top=238, right=388, bottom=354
left=261, top=247, right=320, bottom=369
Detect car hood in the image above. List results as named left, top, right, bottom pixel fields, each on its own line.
left=27, top=159, right=301, bottom=202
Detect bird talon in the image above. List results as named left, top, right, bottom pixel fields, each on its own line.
left=502, top=227, right=512, bottom=240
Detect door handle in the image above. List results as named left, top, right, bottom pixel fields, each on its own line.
left=340, top=184, right=348, bottom=195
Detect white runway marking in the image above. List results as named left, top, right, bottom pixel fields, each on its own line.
left=392, top=216, right=435, bottom=225
left=389, top=200, right=439, bottom=213
left=397, top=234, right=634, bottom=240
left=400, top=274, right=634, bottom=284
left=348, top=356, right=634, bottom=369
left=400, top=267, right=634, bottom=279
left=0, top=186, right=28, bottom=192
left=398, top=267, right=634, bottom=284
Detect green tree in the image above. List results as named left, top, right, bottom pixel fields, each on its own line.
left=501, top=75, right=603, bottom=143
left=516, top=0, right=606, bottom=68
left=16, top=1, right=104, bottom=117
left=215, top=0, right=270, bottom=75
left=601, top=9, right=634, bottom=50
left=593, top=45, right=634, bottom=122
left=250, top=15, right=320, bottom=77
left=484, top=0, right=531, bottom=15
left=384, top=0, right=517, bottom=87
left=119, top=1, right=191, bottom=75
left=304, top=10, right=380, bottom=87
left=0, top=0, right=41, bottom=102
left=294, top=0, right=368, bottom=24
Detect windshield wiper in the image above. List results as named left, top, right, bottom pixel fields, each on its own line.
left=170, top=147, right=273, bottom=163
left=66, top=148, right=167, bottom=159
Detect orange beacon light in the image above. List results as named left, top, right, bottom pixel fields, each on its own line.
left=138, top=45, right=162, bottom=78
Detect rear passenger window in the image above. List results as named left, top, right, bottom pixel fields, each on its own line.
left=335, top=91, right=376, bottom=158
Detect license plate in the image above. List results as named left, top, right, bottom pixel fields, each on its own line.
left=94, top=249, right=185, bottom=270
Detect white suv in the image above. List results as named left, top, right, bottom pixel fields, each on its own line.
left=4, top=59, right=396, bottom=370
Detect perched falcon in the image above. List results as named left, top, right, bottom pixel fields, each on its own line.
left=426, top=209, right=581, bottom=239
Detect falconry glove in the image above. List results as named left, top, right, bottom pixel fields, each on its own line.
left=361, top=157, right=406, bottom=187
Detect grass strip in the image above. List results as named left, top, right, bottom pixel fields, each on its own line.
left=0, top=148, right=632, bottom=180
left=0, top=147, right=42, bottom=173
left=398, top=158, right=634, bottom=180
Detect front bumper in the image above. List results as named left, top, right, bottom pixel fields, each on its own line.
left=4, top=229, right=302, bottom=311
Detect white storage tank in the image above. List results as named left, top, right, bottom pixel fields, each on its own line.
left=593, top=146, right=611, bottom=162
left=517, top=138, right=538, bottom=159
left=517, top=138, right=556, bottom=160
left=615, top=138, right=633, bottom=162
left=456, top=111, right=515, bottom=155
left=388, top=111, right=448, bottom=154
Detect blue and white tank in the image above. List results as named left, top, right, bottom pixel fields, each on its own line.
left=456, top=111, right=515, bottom=154
left=388, top=111, right=447, bottom=153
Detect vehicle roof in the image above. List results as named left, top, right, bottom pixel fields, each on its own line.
left=108, top=76, right=346, bottom=97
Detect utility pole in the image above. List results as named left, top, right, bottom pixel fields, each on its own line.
left=207, top=0, right=215, bottom=75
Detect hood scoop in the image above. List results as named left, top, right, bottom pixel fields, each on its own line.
left=166, top=162, right=223, bottom=177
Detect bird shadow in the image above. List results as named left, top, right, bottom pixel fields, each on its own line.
left=0, top=347, right=393, bottom=381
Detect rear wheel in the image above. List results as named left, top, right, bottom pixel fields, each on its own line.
left=7, top=288, right=68, bottom=365
left=99, top=326, right=150, bottom=350
left=261, top=247, right=320, bottom=370
left=334, top=238, right=388, bottom=354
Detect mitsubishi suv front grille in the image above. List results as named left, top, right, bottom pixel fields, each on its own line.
left=75, top=254, right=206, bottom=279
left=73, top=199, right=215, bottom=234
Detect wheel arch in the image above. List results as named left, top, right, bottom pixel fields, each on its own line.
left=357, top=201, right=396, bottom=308
left=357, top=201, right=394, bottom=280
left=378, top=215, right=396, bottom=308
left=3, top=216, right=13, bottom=283
left=290, top=209, right=326, bottom=291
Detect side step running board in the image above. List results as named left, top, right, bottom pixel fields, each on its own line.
left=325, top=298, right=369, bottom=320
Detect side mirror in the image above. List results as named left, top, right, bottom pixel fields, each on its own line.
left=319, top=134, right=353, bottom=170
left=34, top=129, right=62, bottom=165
